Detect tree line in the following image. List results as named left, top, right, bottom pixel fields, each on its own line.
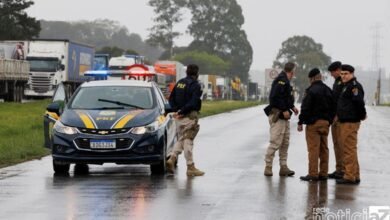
left=1, top=0, right=331, bottom=91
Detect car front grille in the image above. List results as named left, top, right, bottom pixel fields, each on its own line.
left=78, top=128, right=131, bottom=135
left=31, top=75, right=52, bottom=93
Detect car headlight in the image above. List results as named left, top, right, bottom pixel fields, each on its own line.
left=131, top=121, right=159, bottom=135
left=54, top=121, right=78, bottom=135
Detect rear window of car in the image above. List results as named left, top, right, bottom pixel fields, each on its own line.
left=69, top=86, right=154, bottom=109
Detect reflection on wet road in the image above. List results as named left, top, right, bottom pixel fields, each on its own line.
left=0, top=106, right=389, bottom=219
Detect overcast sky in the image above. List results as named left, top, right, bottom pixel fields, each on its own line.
left=27, top=0, right=390, bottom=73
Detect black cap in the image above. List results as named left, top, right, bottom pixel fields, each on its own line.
left=328, top=61, right=342, bottom=71
left=341, top=64, right=354, bottom=73
left=308, top=68, right=321, bottom=78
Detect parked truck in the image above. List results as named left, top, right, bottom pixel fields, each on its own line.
left=198, top=74, right=218, bottom=100
left=109, top=55, right=145, bottom=70
left=93, top=54, right=110, bottom=71
left=24, top=39, right=94, bottom=97
left=248, top=82, right=259, bottom=100
left=0, top=41, right=29, bottom=102
left=154, top=60, right=186, bottom=97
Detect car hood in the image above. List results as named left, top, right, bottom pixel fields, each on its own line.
left=60, top=108, right=159, bottom=129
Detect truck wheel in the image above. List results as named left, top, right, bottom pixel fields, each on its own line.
left=18, top=84, right=25, bottom=102
left=15, top=85, right=20, bottom=102
left=11, top=83, right=17, bottom=102
left=53, top=159, right=70, bottom=174
left=15, top=85, right=22, bottom=102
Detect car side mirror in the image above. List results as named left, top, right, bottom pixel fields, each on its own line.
left=59, top=64, right=65, bottom=71
left=47, top=102, right=61, bottom=116
left=164, top=103, right=173, bottom=113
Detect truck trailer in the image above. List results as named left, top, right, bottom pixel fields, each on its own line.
left=24, top=39, right=94, bottom=97
left=0, top=41, right=29, bottom=102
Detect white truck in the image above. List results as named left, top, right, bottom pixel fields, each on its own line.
left=0, top=41, right=29, bottom=102
left=25, top=39, right=94, bottom=97
left=198, top=75, right=213, bottom=100
left=108, top=55, right=145, bottom=70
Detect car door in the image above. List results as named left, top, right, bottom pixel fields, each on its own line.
left=43, top=83, right=69, bottom=149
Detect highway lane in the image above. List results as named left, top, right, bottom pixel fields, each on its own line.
left=0, top=105, right=389, bottom=219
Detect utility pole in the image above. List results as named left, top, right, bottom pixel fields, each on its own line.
left=371, top=23, right=382, bottom=105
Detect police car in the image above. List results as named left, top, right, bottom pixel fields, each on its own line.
left=44, top=80, right=176, bottom=174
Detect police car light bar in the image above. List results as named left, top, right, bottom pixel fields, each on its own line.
left=84, top=70, right=158, bottom=82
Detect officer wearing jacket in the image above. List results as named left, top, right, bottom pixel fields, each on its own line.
left=328, top=61, right=345, bottom=179
left=263, top=62, right=299, bottom=177
left=297, top=68, right=335, bottom=181
left=166, top=64, right=205, bottom=176
left=336, top=64, right=367, bottom=184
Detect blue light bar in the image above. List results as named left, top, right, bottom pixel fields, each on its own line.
left=84, top=70, right=109, bottom=80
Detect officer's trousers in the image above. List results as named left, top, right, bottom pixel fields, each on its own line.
left=339, top=122, right=360, bottom=181
left=305, top=120, right=330, bottom=177
left=265, top=115, right=290, bottom=167
left=171, top=112, right=200, bottom=165
left=331, top=121, right=344, bottom=173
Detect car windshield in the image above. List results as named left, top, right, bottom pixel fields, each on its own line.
left=70, top=86, right=154, bottom=110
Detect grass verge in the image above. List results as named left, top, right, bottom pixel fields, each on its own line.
left=201, top=100, right=261, bottom=118
left=0, top=100, right=51, bottom=168
left=0, top=100, right=261, bottom=168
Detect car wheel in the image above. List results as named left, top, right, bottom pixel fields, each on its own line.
left=53, top=159, right=70, bottom=174
left=150, top=138, right=167, bottom=175
left=74, top=164, right=89, bottom=175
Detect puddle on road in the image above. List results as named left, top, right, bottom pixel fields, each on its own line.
left=0, top=169, right=25, bottom=180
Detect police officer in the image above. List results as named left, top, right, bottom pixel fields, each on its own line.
left=297, top=68, right=335, bottom=181
left=327, top=61, right=345, bottom=179
left=263, top=62, right=299, bottom=176
left=166, top=64, right=205, bottom=176
left=336, top=64, right=367, bottom=184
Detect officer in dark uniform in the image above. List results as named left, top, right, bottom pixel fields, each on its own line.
left=263, top=62, right=299, bottom=177
left=166, top=64, right=205, bottom=176
left=336, top=64, right=367, bottom=184
left=297, top=68, right=335, bottom=181
left=328, top=61, right=345, bottom=179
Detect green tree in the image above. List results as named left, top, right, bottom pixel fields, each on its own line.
left=0, top=0, right=40, bottom=40
left=159, top=46, right=189, bottom=60
left=173, top=51, right=230, bottom=75
left=186, top=0, right=252, bottom=82
left=273, top=35, right=331, bottom=100
left=125, top=49, right=139, bottom=55
left=96, top=46, right=124, bottom=57
left=147, top=0, right=184, bottom=58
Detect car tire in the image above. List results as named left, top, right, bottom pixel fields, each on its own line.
left=53, top=159, right=70, bottom=174
left=74, top=164, right=89, bottom=175
left=150, top=138, right=167, bottom=175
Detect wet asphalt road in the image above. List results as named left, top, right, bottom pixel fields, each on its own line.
left=1, top=105, right=390, bottom=220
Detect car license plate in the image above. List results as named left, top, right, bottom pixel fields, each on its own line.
left=90, top=140, right=116, bottom=149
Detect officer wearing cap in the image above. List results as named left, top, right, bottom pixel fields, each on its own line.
left=166, top=64, right=205, bottom=176
left=263, top=62, right=299, bottom=177
left=298, top=68, right=335, bottom=181
left=328, top=61, right=345, bottom=179
left=336, top=64, right=367, bottom=184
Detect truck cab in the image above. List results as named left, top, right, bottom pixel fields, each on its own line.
left=109, top=55, right=145, bottom=70
left=93, top=54, right=109, bottom=71
left=24, top=40, right=94, bottom=98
